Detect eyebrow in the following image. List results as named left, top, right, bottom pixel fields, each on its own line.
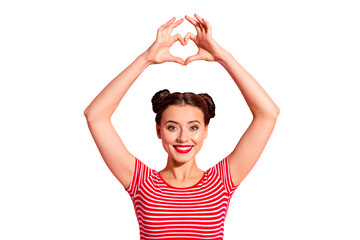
left=165, top=120, right=201, bottom=125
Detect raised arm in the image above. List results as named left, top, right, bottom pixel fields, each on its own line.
left=185, top=14, right=280, bottom=186
left=84, top=17, right=186, bottom=189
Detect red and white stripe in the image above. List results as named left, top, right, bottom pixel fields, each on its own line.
left=126, top=156, right=239, bottom=240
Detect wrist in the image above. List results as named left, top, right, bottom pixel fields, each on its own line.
left=216, top=48, right=233, bottom=66
left=209, top=41, right=228, bottom=63
left=140, top=51, right=155, bottom=67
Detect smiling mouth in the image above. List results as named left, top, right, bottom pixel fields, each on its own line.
left=173, top=145, right=194, bottom=153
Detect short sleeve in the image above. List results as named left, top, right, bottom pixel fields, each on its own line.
left=214, top=156, right=239, bottom=196
left=125, top=157, right=150, bottom=199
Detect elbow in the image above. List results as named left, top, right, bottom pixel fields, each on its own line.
left=83, top=108, right=96, bottom=122
left=270, top=105, right=280, bottom=120
left=274, top=105, right=280, bottom=118
left=253, top=105, right=280, bottom=120
left=256, top=105, right=280, bottom=120
left=83, top=108, right=91, bottom=119
left=84, top=110, right=99, bottom=123
left=83, top=108, right=111, bottom=123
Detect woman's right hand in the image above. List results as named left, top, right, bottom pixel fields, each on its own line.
left=144, top=17, right=186, bottom=65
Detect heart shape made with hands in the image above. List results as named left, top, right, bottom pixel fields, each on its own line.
left=170, top=37, right=198, bottom=63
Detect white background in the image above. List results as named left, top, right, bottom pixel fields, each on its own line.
left=1, top=0, right=359, bottom=239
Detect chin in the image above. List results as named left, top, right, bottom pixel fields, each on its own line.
left=169, top=150, right=198, bottom=164
left=172, top=156, right=194, bottom=163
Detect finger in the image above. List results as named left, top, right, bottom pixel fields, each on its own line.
left=194, top=14, right=208, bottom=34
left=202, top=17, right=212, bottom=35
left=168, top=55, right=185, bottom=65
left=184, top=32, right=196, bottom=45
left=185, top=15, right=196, bottom=26
left=185, top=15, right=202, bottom=31
left=194, top=14, right=206, bottom=32
left=169, top=18, right=184, bottom=31
left=194, top=13, right=205, bottom=25
left=171, top=33, right=186, bottom=46
left=185, top=53, right=202, bottom=65
left=159, top=17, right=176, bottom=31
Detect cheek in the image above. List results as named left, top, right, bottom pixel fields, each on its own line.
left=161, top=131, right=176, bottom=144
left=192, top=131, right=206, bottom=142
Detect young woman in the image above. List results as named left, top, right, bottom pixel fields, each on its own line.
left=84, top=14, right=279, bottom=240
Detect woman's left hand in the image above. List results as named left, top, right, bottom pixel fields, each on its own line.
left=184, top=14, right=225, bottom=65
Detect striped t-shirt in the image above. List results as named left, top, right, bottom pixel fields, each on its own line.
left=125, top=157, right=239, bottom=240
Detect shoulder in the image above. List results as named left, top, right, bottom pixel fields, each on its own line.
left=125, top=157, right=156, bottom=195
left=207, top=157, right=228, bottom=173
left=207, top=156, right=239, bottom=194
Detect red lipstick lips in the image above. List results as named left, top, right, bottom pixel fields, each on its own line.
left=173, top=145, right=193, bottom=153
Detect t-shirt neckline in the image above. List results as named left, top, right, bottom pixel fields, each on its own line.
left=156, top=170, right=207, bottom=189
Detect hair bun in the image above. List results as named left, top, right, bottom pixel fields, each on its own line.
left=152, top=89, right=170, bottom=113
left=198, top=93, right=216, bottom=119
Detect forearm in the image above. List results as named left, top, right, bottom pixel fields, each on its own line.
left=84, top=52, right=151, bottom=121
left=84, top=17, right=186, bottom=121
left=217, top=50, right=280, bottom=119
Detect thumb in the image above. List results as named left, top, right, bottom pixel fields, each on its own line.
left=168, top=54, right=185, bottom=65
left=185, top=53, right=202, bottom=65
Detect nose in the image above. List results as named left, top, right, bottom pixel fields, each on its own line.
left=177, top=129, right=188, bottom=143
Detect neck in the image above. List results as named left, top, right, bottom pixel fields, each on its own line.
left=162, top=157, right=202, bottom=182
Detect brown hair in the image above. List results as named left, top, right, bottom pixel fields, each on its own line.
left=151, top=89, right=215, bottom=126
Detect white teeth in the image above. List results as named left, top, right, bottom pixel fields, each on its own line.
left=174, top=146, right=192, bottom=150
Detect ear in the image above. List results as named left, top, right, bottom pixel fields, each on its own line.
left=204, top=125, right=209, bottom=139
left=156, top=123, right=161, bottom=139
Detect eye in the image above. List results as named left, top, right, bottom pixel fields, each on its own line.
left=167, top=125, right=177, bottom=131
left=190, top=125, right=199, bottom=131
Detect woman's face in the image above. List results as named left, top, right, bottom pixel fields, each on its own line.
left=156, top=105, right=208, bottom=164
